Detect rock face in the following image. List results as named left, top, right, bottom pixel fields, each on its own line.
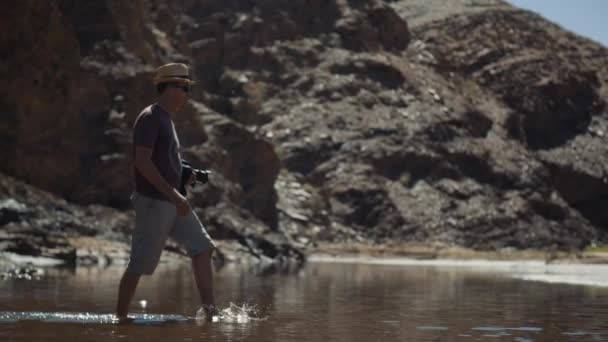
left=416, top=8, right=605, bottom=150
left=0, top=172, right=131, bottom=264
left=1, top=0, right=607, bottom=263
left=0, top=1, right=84, bottom=198
left=0, top=171, right=301, bottom=267
left=407, top=6, right=608, bottom=248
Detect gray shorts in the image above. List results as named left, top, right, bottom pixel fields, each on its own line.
left=127, top=192, right=215, bottom=275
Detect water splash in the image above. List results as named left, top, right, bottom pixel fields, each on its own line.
left=0, top=311, right=188, bottom=325
left=195, top=302, right=267, bottom=324
left=0, top=303, right=266, bottom=325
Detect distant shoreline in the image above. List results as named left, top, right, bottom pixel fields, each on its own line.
left=309, top=243, right=608, bottom=265
left=3, top=242, right=608, bottom=277
left=309, top=249, right=608, bottom=287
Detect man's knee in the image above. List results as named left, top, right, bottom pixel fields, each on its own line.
left=126, top=261, right=157, bottom=276
left=192, top=247, right=214, bottom=260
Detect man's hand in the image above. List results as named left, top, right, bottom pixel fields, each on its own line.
left=187, top=172, right=196, bottom=187
left=172, top=190, right=191, bottom=217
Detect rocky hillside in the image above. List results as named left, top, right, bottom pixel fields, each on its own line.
left=1, top=0, right=607, bottom=265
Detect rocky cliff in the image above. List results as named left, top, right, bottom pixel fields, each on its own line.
left=1, top=0, right=607, bottom=265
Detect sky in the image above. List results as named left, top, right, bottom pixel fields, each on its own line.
left=507, top=0, right=608, bottom=47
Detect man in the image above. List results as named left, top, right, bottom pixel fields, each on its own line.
left=116, top=63, right=217, bottom=322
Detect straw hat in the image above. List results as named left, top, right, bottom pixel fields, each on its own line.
left=153, top=63, right=196, bottom=85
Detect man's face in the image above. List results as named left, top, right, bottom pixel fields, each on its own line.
left=166, top=82, right=191, bottom=109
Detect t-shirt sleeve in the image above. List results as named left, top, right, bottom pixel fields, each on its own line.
left=133, top=114, right=159, bottom=148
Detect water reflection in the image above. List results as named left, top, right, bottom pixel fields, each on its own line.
left=0, top=260, right=607, bottom=341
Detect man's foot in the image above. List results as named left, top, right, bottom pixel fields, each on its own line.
left=198, top=305, right=220, bottom=322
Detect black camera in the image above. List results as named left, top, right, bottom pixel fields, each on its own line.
left=179, top=160, right=211, bottom=196
left=192, top=168, right=210, bottom=183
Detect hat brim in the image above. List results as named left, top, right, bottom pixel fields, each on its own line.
left=153, top=76, right=196, bottom=85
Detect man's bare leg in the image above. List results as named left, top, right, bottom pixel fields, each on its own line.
left=192, top=249, right=216, bottom=318
left=116, top=270, right=141, bottom=321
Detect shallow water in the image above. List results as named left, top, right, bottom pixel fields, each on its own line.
left=1, top=259, right=607, bottom=341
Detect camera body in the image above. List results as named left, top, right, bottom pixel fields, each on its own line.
left=179, top=160, right=211, bottom=196
left=192, top=168, right=211, bottom=184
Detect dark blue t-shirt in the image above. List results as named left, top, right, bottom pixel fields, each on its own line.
left=132, top=103, right=182, bottom=201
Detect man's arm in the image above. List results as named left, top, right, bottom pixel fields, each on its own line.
left=135, top=146, right=190, bottom=215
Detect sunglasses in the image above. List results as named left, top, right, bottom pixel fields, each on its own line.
left=170, top=83, right=190, bottom=93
